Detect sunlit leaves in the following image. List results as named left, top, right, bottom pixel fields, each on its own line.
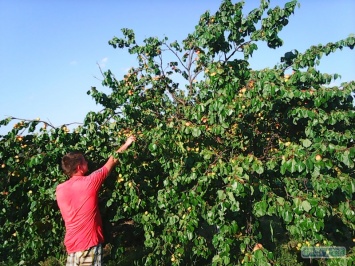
left=1, top=0, right=355, bottom=265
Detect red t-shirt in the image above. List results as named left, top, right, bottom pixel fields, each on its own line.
left=56, top=166, right=108, bottom=253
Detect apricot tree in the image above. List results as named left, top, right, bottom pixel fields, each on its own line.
left=1, top=0, right=354, bottom=265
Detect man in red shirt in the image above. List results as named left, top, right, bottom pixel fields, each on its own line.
left=56, top=135, right=136, bottom=265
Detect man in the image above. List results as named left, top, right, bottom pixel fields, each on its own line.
left=56, top=135, right=136, bottom=266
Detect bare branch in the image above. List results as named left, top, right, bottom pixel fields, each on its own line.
left=163, top=43, right=189, bottom=72
left=8, top=116, right=83, bottom=130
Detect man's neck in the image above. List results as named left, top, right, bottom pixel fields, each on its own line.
left=71, top=171, right=85, bottom=177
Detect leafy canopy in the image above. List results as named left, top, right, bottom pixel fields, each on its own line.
left=1, top=0, right=354, bottom=265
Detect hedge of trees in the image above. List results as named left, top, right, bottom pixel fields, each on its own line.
left=1, top=0, right=354, bottom=265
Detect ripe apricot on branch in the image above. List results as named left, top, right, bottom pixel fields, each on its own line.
left=253, top=243, right=263, bottom=252
left=240, top=87, right=247, bottom=93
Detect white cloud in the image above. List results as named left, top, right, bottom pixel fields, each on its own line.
left=70, top=60, right=78, bottom=65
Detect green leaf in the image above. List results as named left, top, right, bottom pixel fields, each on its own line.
left=217, top=190, right=226, bottom=200
left=254, top=249, right=264, bottom=260
left=302, top=139, right=312, bottom=148
left=301, top=200, right=312, bottom=212
left=281, top=210, right=293, bottom=223
left=290, top=159, right=297, bottom=173
left=342, top=150, right=353, bottom=167
left=254, top=200, right=267, bottom=217
left=192, top=127, right=202, bottom=137
left=276, top=197, right=285, bottom=206
left=107, top=199, right=113, bottom=207
left=148, top=143, right=157, bottom=152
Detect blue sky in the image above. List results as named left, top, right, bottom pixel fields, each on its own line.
left=0, top=0, right=354, bottom=134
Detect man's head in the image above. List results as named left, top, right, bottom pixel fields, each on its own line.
left=61, top=152, right=88, bottom=177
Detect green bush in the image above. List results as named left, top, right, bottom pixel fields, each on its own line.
left=1, top=0, right=354, bottom=265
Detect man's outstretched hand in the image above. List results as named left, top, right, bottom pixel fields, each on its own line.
left=124, top=135, right=136, bottom=147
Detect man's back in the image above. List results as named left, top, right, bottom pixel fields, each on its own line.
left=56, top=167, right=108, bottom=253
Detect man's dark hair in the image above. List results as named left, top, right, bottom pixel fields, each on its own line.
left=61, top=152, right=85, bottom=177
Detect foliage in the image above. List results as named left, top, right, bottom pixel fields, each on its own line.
left=1, top=0, right=355, bottom=265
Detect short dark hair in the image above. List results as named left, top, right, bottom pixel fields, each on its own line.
left=61, top=152, right=85, bottom=177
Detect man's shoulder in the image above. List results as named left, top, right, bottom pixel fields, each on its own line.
left=89, top=166, right=108, bottom=178
left=56, top=179, right=71, bottom=193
